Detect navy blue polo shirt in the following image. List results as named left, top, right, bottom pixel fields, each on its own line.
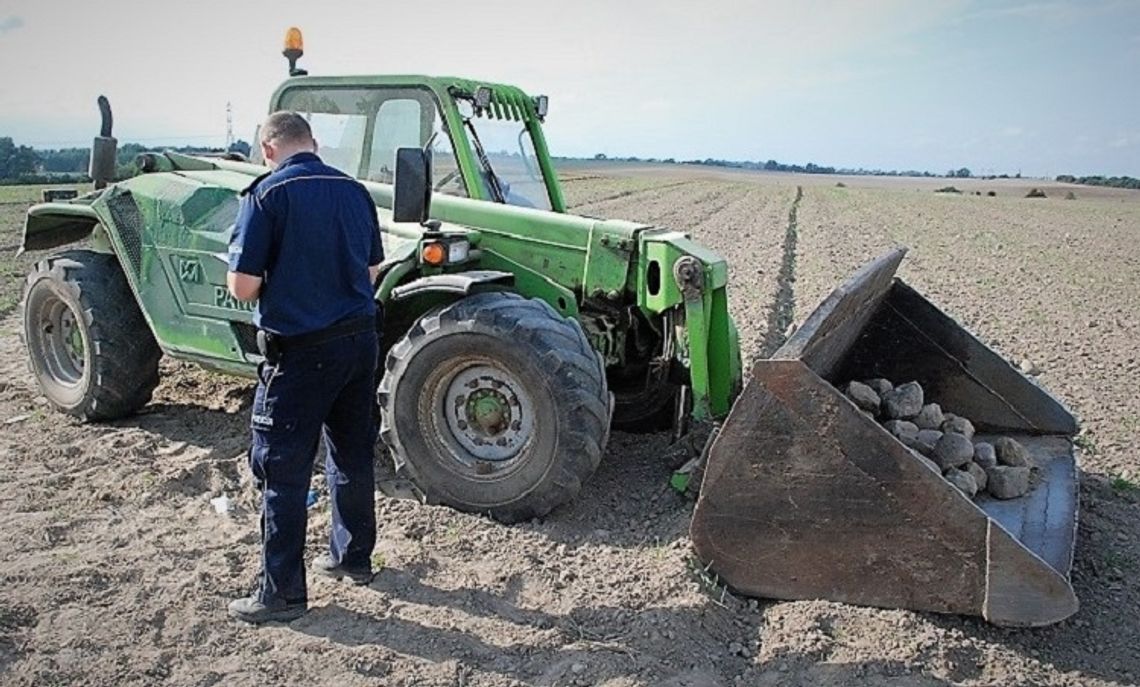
left=228, top=152, right=383, bottom=336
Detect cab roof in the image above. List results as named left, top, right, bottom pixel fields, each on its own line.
left=270, top=74, right=542, bottom=122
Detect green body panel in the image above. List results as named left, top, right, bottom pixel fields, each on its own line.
left=21, top=73, right=745, bottom=422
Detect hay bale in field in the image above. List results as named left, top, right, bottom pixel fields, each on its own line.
left=42, top=189, right=78, bottom=202
left=835, top=182, right=846, bottom=188
left=935, top=186, right=962, bottom=194
left=1065, top=191, right=1077, bottom=200
left=1025, top=188, right=1048, bottom=198
left=987, top=190, right=996, bottom=197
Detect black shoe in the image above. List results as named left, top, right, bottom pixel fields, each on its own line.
left=228, top=595, right=307, bottom=624
left=312, top=554, right=374, bottom=585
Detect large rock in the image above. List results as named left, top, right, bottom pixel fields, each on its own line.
left=913, top=403, right=945, bottom=430
left=883, top=420, right=919, bottom=442
left=941, top=414, right=976, bottom=439
left=965, top=461, right=988, bottom=491
left=864, top=378, right=893, bottom=397
left=994, top=437, right=1031, bottom=467
left=986, top=465, right=1031, bottom=499
left=932, top=432, right=974, bottom=470
left=945, top=469, right=978, bottom=498
left=882, top=382, right=924, bottom=420
left=845, top=381, right=881, bottom=415
left=913, top=429, right=944, bottom=456
left=973, top=442, right=997, bottom=468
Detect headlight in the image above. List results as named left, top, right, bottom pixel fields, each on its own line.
left=448, top=240, right=470, bottom=263
left=474, top=86, right=493, bottom=110
left=420, top=238, right=471, bottom=266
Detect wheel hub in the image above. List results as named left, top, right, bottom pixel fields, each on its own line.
left=468, top=388, right=510, bottom=434
left=61, top=312, right=84, bottom=370
left=34, top=295, right=85, bottom=386
left=443, top=365, right=534, bottom=463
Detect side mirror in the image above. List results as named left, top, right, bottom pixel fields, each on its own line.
left=393, top=147, right=432, bottom=224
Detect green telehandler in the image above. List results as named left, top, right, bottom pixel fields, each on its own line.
left=17, top=29, right=1080, bottom=626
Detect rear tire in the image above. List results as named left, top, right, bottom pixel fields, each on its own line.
left=21, top=250, right=161, bottom=421
left=378, top=292, right=611, bottom=523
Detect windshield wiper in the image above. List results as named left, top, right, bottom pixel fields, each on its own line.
left=462, top=117, right=506, bottom=204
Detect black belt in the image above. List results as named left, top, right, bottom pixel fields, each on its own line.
left=257, top=315, right=375, bottom=362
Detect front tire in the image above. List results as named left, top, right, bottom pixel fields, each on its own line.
left=21, top=250, right=161, bottom=421
left=378, top=292, right=611, bottom=523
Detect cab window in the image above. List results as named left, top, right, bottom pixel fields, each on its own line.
left=278, top=87, right=464, bottom=196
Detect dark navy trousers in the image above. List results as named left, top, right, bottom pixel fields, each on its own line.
left=248, top=330, right=378, bottom=605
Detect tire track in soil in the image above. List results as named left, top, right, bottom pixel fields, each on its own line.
left=620, top=184, right=739, bottom=229
left=757, top=185, right=802, bottom=361
left=567, top=179, right=692, bottom=209
left=569, top=181, right=722, bottom=220
left=681, top=187, right=747, bottom=230
left=565, top=178, right=688, bottom=210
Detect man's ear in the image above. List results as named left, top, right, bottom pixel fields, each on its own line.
left=311, top=139, right=319, bottom=155
left=261, top=140, right=276, bottom=167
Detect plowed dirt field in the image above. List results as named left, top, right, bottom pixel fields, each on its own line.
left=1, top=171, right=1138, bottom=686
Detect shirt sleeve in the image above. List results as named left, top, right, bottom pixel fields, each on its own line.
left=228, top=191, right=274, bottom=275
left=366, top=190, right=384, bottom=266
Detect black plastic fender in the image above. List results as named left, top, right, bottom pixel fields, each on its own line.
left=390, top=270, right=514, bottom=301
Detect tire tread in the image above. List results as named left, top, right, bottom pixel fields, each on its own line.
left=378, top=293, right=610, bottom=522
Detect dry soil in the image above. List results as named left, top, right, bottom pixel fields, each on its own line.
left=1, top=170, right=1138, bottom=686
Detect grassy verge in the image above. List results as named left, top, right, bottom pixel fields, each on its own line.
left=0, top=183, right=88, bottom=205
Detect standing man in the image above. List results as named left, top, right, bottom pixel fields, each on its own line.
left=227, top=111, right=384, bottom=624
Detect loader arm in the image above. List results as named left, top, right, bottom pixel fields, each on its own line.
left=636, top=230, right=742, bottom=421
left=206, top=156, right=744, bottom=420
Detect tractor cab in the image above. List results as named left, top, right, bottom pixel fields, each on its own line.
left=258, top=29, right=564, bottom=213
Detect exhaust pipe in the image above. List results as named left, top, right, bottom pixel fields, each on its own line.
left=89, top=95, right=117, bottom=189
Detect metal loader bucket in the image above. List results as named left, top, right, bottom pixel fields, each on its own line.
left=690, top=248, right=1079, bottom=626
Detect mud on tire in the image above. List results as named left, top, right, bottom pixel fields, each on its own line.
left=378, top=292, right=612, bottom=523
left=21, top=250, right=161, bottom=421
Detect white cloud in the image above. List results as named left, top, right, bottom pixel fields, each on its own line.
left=0, top=15, right=23, bottom=34
left=958, top=0, right=1134, bottom=25
left=1110, top=133, right=1139, bottom=148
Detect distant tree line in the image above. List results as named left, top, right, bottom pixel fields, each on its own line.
left=570, top=153, right=979, bottom=179
left=0, top=137, right=45, bottom=184
left=1054, top=174, right=1140, bottom=190
left=0, top=136, right=252, bottom=185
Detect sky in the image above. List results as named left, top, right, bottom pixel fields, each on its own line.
left=0, top=0, right=1137, bottom=177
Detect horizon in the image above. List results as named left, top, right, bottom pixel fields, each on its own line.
left=1, top=0, right=1137, bottom=178
left=17, top=140, right=1127, bottom=182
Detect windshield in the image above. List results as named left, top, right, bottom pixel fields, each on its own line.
left=463, top=115, right=553, bottom=211
left=278, top=87, right=465, bottom=198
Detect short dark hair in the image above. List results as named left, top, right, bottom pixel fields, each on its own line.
left=260, top=111, right=313, bottom=145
